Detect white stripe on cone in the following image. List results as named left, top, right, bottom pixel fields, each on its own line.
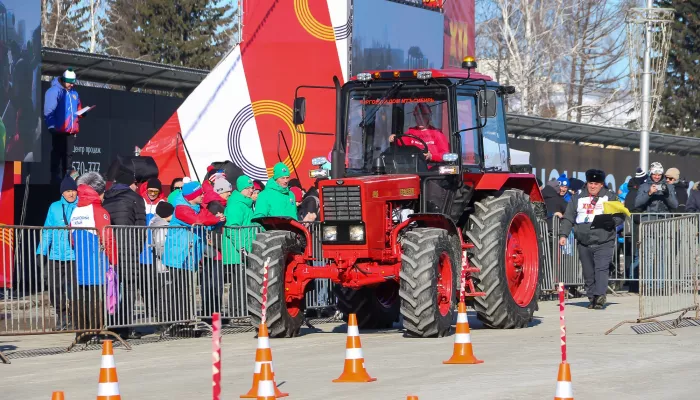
left=101, top=356, right=116, bottom=369
left=97, top=382, right=120, bottom=396
left=254, top=361, right=274, bottom=373
left=345, top=347, right=364, bottom=360
left=257, top=336, right=270, bottom=349
left=454, top=333, right=472, bottom=344
left=257, top=381, right=275, bottom=397
left=347, top=325, right=359, bottom=337
left=555, top=381, right=574, bottom=398
left=456, top=313, right=468, bottom=323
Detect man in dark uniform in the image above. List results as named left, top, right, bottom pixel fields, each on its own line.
left=558, top=169, right=624, bottom=309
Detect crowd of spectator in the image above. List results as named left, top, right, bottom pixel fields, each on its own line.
left=541, top=162, right=693, bottom=310
left=35, top=159, right=322, bottom=339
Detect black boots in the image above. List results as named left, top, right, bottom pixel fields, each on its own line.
left=593, top=295, right=606, bottom=310
left=587, top=298, right=595, bottom=309
left=588, top=295, right=607, bottom=310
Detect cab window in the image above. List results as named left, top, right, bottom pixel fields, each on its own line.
left=481, top=96, right=508, bottom=172
left=456, top=92, right=479, bottom=166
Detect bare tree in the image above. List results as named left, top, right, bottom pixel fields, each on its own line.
left=41, top=0, right=82, bottom=49
left=476, top=0, right=634, bottom=127
left=479, top=0, right=569, bottom=115
left=562, top=0, right=632, bottom=124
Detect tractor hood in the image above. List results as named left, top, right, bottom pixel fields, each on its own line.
left=318, top=174, right=421, bottom=201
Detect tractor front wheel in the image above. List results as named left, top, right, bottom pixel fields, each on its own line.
left=399, top=228, right=459, bottom=338
left=467, top=189, right=542, bottom=329
left=246, top=230, right=305, bottom=338
left=334, top=282, right=400, bottom=329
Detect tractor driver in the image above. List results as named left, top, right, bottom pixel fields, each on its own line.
left=389, top=102, right=450, bottom=163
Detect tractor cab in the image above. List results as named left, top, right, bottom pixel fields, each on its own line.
left=294, top=58, right=526, bottom=219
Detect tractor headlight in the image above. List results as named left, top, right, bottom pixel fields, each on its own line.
left=349, top=225, right=365, bottom=242
left=323, top=226, right=338, bottom=241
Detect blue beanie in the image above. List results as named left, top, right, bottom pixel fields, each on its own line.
left=181, top=181, right=203, bottom=201
left=557, top=174, right=569, bottom=187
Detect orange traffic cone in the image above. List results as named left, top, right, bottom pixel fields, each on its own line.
left=443, top=302, right=483, bottom=364
left=256, top=363, right=276, bottom=400
left=333, top=313, right=376, bottom=383
left=407, top=396, right=419, bottom=400
left=51, top=392, right=65, bottom=400
left=241, top=324, right=288, bottom=398
left=554, top=362, right=574, bottom=400
left=97, top=340, right=121, bottom=400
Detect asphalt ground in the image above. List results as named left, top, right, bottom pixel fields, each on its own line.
left=2, top=294, right=699, bottom=399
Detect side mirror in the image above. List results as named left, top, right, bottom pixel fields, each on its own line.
left=293, top=97, right=306, bottom=125
left=478, top=90, right=497, bottom=119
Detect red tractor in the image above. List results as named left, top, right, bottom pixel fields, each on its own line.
left=247, top=58, right=546, bottom=338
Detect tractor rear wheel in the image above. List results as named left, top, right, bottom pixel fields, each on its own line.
left=466, top=190, right=542, bottom=329
left=399, top=228, right=459, bottom=338
left=334, top=282, right=400, bottom=329
left=246, top=230, right=305, bottom=338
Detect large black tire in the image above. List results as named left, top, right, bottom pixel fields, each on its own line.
left=334, top=282, right=400, bottom=329
left=246, top=230, right=305, bottom=338
left=399, top=228, right=459, bottom=337
left=466, top=189, right=542, bottom=329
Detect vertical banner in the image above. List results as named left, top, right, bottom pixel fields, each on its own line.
left=239, top=0, right=341, bottom=185
left=443, top=0, right=475, bottom=68
left=0, top=161, right=14, bottom=288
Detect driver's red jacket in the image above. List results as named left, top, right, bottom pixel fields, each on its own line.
left=396, top=127, right=450, bottom=162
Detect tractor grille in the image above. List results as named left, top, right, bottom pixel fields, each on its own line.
left=322, top=186, right=362, bottom=221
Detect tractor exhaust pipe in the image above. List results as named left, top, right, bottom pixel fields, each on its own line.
left=331, top=75, right=345, bottom=179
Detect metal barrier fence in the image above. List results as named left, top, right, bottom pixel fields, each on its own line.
left=1, top=222, right=336, bottom=363
left=544, top=213, right=697, bottom=293
left=607, top=215, right=700, bottom=335
left=538, top=220, right=556, bottom=293
left=0, top=225, right=131, bottom=362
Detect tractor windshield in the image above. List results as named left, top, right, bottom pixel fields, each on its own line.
left=346, top=85, right=452, bottom=174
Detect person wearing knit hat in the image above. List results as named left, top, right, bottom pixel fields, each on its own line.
left=155, top=202, right=174, bottom=219
left=252, top=163, right=299, bottom=220
left=162, top=180, right=224, bottom=292
left=635, top=167, right=647, bottom=180
left=634, top=161, right=679, bottom=214
left=45, top=67, right=86, bottom=184
left=139, top=178, right=164, bottom=221
left=290, top=186, right=303, bottom=206
left=213, top=178, right=233, bottom=199
left=223, top=175, right=256, bottom=267
left=665, top=167, right=680, bottom=182
left=252, top=180, right=265, bottom=202
left=181, top=181, right=204, bottom=203
left=664, top=167, right=687, bottom=212
left=556, top=174, right=571, bottom=202
left=37, top=174, right=80, bottom=329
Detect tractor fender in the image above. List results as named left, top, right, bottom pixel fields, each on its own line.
left=390, top=213, right=461, bottom=256
left=250, top=217, right=313, bottom=257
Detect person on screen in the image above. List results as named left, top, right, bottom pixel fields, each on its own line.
left=389, top=103, right=449, bottom=162
left=44, top=68, right=84, bottom=184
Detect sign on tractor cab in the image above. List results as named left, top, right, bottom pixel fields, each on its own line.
left=249, top=58, right=545, bottom=340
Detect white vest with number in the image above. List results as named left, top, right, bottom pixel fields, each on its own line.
left=574, top=195, right=609, bottom=224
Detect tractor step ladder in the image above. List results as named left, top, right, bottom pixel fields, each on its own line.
left=461, top=243, right=486, bottom=297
